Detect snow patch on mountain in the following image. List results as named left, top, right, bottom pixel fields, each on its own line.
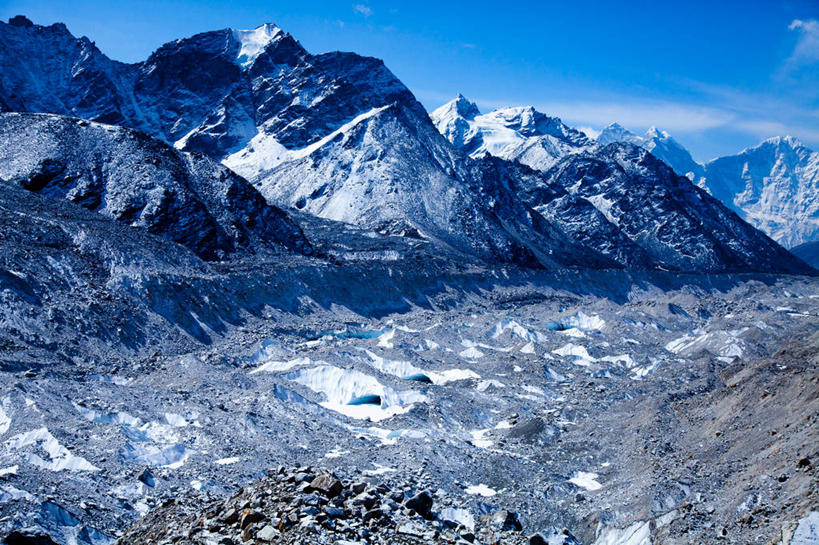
left=232, top=24, right=281, bottom=67
left=597, top=123, right=704, bottom=181
left=431, top=95, right=590, bottom=171
left=223, top=105, right=390, bottom=181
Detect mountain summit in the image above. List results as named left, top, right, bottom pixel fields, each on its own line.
left=430, top=95, right=590, bottom=170
left=597, top=123, right=704, bottom=181
left=0, top=18, right=812, bottom=274
left=702, top=136, right=819, bottom=248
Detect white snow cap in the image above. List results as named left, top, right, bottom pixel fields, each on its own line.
left=432, top=93, right=481, bottom=120
left=232, top=23, right=281, bottom=68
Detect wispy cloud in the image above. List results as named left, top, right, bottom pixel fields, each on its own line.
left=576, top=126, right=601, bottom=140
left=353, top=4, right=372, bottom=17
left=418, top=84, right=819, bottom=157
left=528, top=99, right=734, bottom=133
left=785, top=19, right=819, bottom=70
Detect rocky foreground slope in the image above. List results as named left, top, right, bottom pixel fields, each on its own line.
left=113, top=466, right=550, bottom=545
left=0, top=14, right=817, bottom=545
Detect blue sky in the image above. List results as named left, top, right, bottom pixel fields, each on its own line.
left=4, top=0, right=818, bottom=160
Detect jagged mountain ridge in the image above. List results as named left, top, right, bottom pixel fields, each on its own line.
left=597, top=122, right=705, bottom=181
left=0, top=112, right=311, bottom=260
left=0, top=16, right=814, bottom=274
left=431, top=95, right=812, bottom=273
left=595, top=124, right=819, bottom=249
left=433, top=95, right=818, bottom=251
left=701, top=136, right=819, bottom=249
left=0, top=16, right=623, bottom=269
left=430, top=94, right=590, bottom=171
left=0, top=16, right=413, bottom=154
left=538, top=144, right=809, bottom=273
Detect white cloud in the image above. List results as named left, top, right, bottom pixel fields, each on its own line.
left=577, top=126, right=600, bottom=140
left=353, top=4, right=373, bottom=17
left=735, top=119, right=819, bottom=143
left=418, top=75, right=819, bottom=154
left=785, top=19, right=819, bottom=70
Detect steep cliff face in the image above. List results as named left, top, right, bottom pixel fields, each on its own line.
left=701, top=136, right=819, bottom=248
left=536, top=143, right=813, bottom=274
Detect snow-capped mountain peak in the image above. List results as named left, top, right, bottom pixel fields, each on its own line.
left=436, top=93, right=481, bottom=120
left=597, top=122, right=643, bottom=146
left=645, top=125, right=671, bottom=140
left=429, top=94, right=482, bottom=151
left=702, top=135, right=819, bottom=248
left=597, top=122, right=704, bottom=180
left=431, top=99, right=590, bottom=170
left=231, top=23, right=282, bottom=67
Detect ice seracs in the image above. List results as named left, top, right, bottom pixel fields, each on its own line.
left=3, top=427, right=99, bottom=472
left=286, top=365, right=426, bottom=422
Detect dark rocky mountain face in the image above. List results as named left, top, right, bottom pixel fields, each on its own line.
left=1, top=16, right=812, bottom=274
left=537, top=143, right=813, bottom=274
left=791, top=241, right=819, bottom=270
left=0, top=17, right=137, bottom=127
left=0, top=17, right=413, bottom=157
left=0, top=112, right=311, bottom=260
left=475, top=157, right=656, bottom=268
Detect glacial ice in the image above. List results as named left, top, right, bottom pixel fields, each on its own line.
left=250, top=356, right=314, bottom=374
left=459, top=346, right=485, bottom=360
left=365, top=350, right=479, bottom=385
left=553, top=343, right=595, bottom=366
left=287, top=365, right=426, bottom=422
left=214, top=457, right=240, bottom=465
left=120, top=443, right=192, bottom=469
left=465, top=483, right=497, bottom=497
left=665, top=329, right=746, bottom=359
left=569, top=471, right=602, bottom=491
left=3, top=427, right=99, bottom=472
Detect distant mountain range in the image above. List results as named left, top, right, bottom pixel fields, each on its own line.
left=0, top=15, right=812, bottom=275
left=433, top=96, right=818, bottom=250
left=0, top=14, right=818, bottom=545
